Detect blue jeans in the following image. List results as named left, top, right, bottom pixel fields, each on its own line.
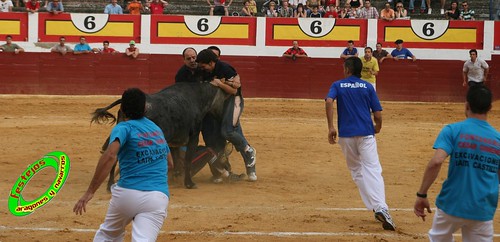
left=221, top=95, right=248, bottom=153
left=409, top=0, right=425, bottom=10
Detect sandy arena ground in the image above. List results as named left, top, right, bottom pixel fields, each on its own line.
left=1, top=95, right=500, bottom=242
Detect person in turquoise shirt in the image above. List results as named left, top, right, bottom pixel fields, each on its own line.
left=414, top=85, right=500, bottom=242
left=73, top=36, right=93, bottom=55
left=74, top=88, right=173, bottom=241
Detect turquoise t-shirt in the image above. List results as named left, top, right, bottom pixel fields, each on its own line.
left=434, top=118, right=500, bottom=221
left=109, top=117, right=170, bottom=197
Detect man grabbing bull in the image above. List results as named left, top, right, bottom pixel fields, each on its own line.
left=196, top=49, right=257, bottom=182
left=175, top=47, right=243, bottom=183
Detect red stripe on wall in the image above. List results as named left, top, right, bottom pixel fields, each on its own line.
left=0, top=52, right=498, bottom=102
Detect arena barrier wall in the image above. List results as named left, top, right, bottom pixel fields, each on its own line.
left=1, top=52, right=498, bottom=102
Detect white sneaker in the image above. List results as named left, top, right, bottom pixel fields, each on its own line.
left=440, top=8, right=444, bottom=14
left=427, top=8, right=432, bottom=14
left=212, top=177, right=223, bottom=184
left=374, top=208, right=396, bottom=231
left=247, top=172, right=257, bottom=182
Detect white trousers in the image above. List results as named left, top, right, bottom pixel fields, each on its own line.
left=429, top=208, right=493, bottom=242
left=94, top=184, right=169, bottom=242
left=338, top=136, right=388, bottom=211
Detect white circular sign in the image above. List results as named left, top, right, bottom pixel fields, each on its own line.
left=70, top=13, right=110, bottom=34
left=184, top=16, right=222, bottom=36
left=410, top=20, right=449, bottom=40
left=298, top=18, right=336, bottom=38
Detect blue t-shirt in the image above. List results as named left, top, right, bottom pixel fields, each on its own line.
left=109, top=117, right=170, bottom=197
left=342, top=47, right=358, bottom=56
left=434, top=118, right=500, bottom=221
left=325, top=76, right=382, bottom=137
left=74, top=43, right=92, bottom=52
left=391, top=48, right=413, bottom=59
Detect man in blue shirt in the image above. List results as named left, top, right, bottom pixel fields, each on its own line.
left=73, top=36, right=93, bottom=55
left=414, top=85, right=500, bottom=241
left=390, top=39, right=416, bottom=61
left=325, top=57, right=396, bottom=231
left=340, top=40, right=358, bottom=60
left=104, top=0, right=123, bottom=14
left=74, top=88, right=173, bottom=241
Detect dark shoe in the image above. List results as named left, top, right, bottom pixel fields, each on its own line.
left=374, top=208, right=396, bottom=231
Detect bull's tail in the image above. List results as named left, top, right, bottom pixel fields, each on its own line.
left=91, top=99, right=122, bottom=125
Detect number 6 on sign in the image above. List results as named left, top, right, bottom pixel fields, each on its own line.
left=70, top=13, right=110, bottom=34
left=298, top=18, right=335, bottom=38
left=184, top=16, right=222, bottom=36
left=410, top=20, right=449, bottom=40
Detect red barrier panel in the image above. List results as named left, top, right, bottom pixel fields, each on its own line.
left=0, top=52, right=498, bottom=102
left=0, top=12, right=28, bottom=42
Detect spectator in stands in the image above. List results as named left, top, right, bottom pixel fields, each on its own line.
left=391, top=39, right=416, bottom=61
left=359, top=0, right=378, bottom=19
left=294, top=3, right=307, bottom=17
left=0, top=0, right=13, bottom=12
left=290, top=0, right=306, bottom=10
left=409, top=0, right=426, bottom=14
left=265, top=1, right=278, bottom=17
left=347, top=2, right=361, bottom=18
left=248, top=0, right=257, bottom=15
left=241, top=0, right=254, bottom=16
left=282, top=40, right=308, bottom=60
left=324, top=0, right=339, bottom=11
left=360, top=47, right=379, bottom=89
left=73, top=36, right=93, bottom=55
left=395, top=1, right=408, bottom=18
left=323, top=4, right=338, bottom=18
left=0, top=35, right=24, bottom=54
left=208, top=0, right=232, bottom=16
left=46, top=0, right=63, bottom=14
left=459, top=1, right=474, bottom=20
left=373, top=43, right=391, bottom=63
left=26, top=0, right=40, bottom=13
left=340, top=40, right=358, bottom=59
left=125, top=40, right=139, bottom=59
left=380, top=2, right=395, bottom=21
left=127, top=0, right=143, bottom=15
left=93, top=40, right=119, bottom=54
left=347, top=0, right=362, bottom=8
left=445, top=1, right=460, bottom=20
left=308, top=4, right=323, bottom=17
left=149, top=0, right=168, bottom=14
left=426, top=0, right=445, bottom=15
left=51, top=36, right=73, bottom=55
left=279, top=0, right=294, bottom=17
left=306, top=0, right=323, bottom=15
left=339, top=3, right=352, bottom=18
left=104, top=0, right=123, bottom=14
left=462, top=49, right=489, bottom=87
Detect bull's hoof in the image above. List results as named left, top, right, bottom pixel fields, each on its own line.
left=227, top=173, right=246, bottom=182
left=185, top=183, right=197, bottom=189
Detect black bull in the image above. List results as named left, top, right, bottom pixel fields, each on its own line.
left=91, top=82, right=227, bottom=189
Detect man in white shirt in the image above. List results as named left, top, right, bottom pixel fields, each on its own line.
left=0, top=0, right=13, bottom=12
left=462, top=49, right=489, bottom=87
